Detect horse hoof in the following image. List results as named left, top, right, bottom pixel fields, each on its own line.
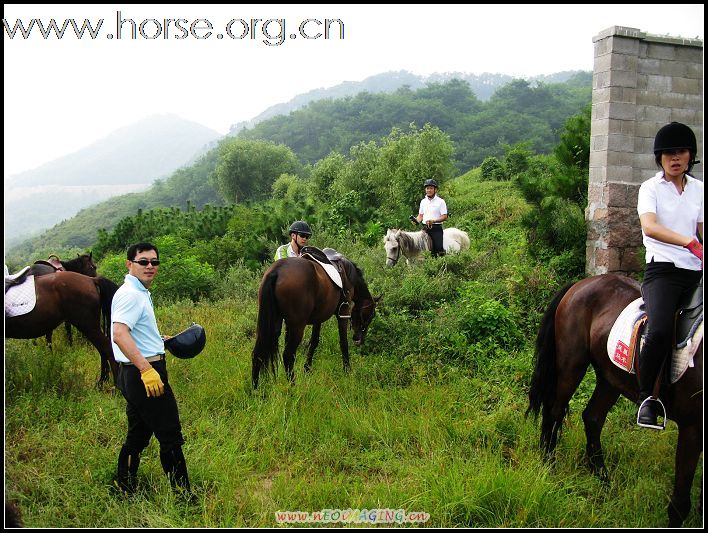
left=598, top=468, right=610, bottom=486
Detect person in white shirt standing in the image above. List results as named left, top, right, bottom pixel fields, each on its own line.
left=415, top=179, right=448, bottom=257
left=635, top=122, right=703, bottom=429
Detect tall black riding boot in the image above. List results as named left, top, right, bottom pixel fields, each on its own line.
left=160, top=445, right=191, bottom=496
left=636, top=352, right=665, bottom=429
left=115, top=445, right=141, bottom=494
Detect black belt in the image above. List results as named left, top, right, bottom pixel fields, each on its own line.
left=118, top=354, right=165, bottom=366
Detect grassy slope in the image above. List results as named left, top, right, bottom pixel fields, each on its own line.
left=4, top=178, right=701, bottom=527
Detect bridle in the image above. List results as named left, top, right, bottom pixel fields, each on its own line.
left=385, top=237, right=401, bottom=266
left=351, top=299, right=377, bottom=332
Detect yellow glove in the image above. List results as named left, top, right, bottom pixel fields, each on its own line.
left=140, top=367, right=165, bottom=398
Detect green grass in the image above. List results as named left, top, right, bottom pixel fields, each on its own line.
left=4, top=301, right=702, bottom=527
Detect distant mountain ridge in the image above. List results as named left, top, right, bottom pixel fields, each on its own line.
left=4, top=114, right=222, bottom=244
left=228, top=69, right=589, bottom=134
left=7, top=114, right=222, bottom=187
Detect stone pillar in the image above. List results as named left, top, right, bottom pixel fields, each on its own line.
left=586, top=26, right=703, bottom=276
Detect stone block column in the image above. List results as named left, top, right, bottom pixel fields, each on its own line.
left=586, top=26, right=702, bottom=276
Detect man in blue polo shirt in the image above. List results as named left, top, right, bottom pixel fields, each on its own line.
left=111, top=242, right=191, bottom=497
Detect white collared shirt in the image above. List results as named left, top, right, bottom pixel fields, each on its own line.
left=418, top=194, right=448, bottom=223
left=637, top=171, right=703, bottom=270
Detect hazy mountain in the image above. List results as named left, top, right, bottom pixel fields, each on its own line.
left=228, top=69, right=590, bottom=134
left=5, top=114, right=222, bottom=244
left=7, top=114, right=221, bottom=187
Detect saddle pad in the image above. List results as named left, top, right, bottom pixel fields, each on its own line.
left=607, top=297, right=644, bottom=371
left=5, top=275, right=37, bottom=317
left=5, top=265, right=31, bottom=281
left=607, top=297, right=703, bottom=384
left=671, top=320, right=703, bottom=384
left=302, top=254, right=343, bottom=289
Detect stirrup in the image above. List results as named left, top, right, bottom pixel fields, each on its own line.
left=337, top=301, right=352, bottom=319
left=636, top=396, right=666, bottom=430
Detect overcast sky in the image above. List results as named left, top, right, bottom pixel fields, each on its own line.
left=3, top=3, right=704, bottom=180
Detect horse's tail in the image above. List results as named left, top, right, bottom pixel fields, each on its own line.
left=458, top=230, right=470, bottom=251
left=95, top=277, right=119, bottom=337
left=252, top=270, right=281, bottom=388
left=526, top=281, right=574, bottom=451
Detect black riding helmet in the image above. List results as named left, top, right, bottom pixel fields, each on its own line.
left=164, top=323, right=206, bottom=359
left=289, top=220, right=312, bottom=237
left=653, top=122, right=700, bottom=171
left=423, top=178, right=438, bottom=188
left=653, top=122, right=697, bottom=154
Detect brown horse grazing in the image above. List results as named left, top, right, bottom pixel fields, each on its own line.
left=527, top=274, right=703, bottom=527
left=30, top=252, right=98, bottom=347
left=252, top=255, right=380, bottom=388
left=5, top=271, right=120, bottom=386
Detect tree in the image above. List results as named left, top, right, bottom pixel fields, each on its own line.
left=554, top=104, right=591, bottom=170
left=212, top=138, right=302, bottom=203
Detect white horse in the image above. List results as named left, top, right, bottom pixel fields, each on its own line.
left=383, top=227, right=470, bottom=266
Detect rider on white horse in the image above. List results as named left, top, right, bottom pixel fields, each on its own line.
left=415, top=179, right=448, bottom=257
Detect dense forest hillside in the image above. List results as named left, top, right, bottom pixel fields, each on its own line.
left=238, top=74, right=590, bottom=170
left=229, top=70, right=590, bottom=134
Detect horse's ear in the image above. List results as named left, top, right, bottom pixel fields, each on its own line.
left=89, top=251, right=92, bottom=259
left=374, top=295, right=383, bottom=304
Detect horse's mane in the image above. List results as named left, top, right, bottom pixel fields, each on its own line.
left=340, top=257, right=370, bottom=298
left=395, top=229, right=430, bottom=252
left=61, top=254, right=95, bottom=275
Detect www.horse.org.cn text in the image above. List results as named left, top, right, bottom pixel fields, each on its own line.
left=3, top=11, right=345, bottom=46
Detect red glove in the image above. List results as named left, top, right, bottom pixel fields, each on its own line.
left=685, top=239, right=703, bottom=262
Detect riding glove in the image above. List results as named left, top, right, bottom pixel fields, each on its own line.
left=140, top=367, right=165, bottom=397
left=685, top=238, right=703, bottom=262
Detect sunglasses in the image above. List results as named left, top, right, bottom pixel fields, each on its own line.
left=131, top=259, right=161, bottom=266
left=296, top=233, right=310, bottom=238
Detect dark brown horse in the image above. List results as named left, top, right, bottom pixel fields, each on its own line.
left=5, top=271, right=120, bottom=386
left=527, top=274, right=702, bottom=527
left=252, top=255, right=380, bottom=388
left=30, top=253, right=98, bottom=277
left=30, top=253, right=98, bottom=347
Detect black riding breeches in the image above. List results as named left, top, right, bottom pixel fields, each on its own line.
left=637, top=261, right=702, bottom=398
left=117, top=360, right=185, bottom=454
left=424, top=224, right=445, bottom=257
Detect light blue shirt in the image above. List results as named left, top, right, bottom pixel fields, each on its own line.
left=111, top=274, right=165, bottom=363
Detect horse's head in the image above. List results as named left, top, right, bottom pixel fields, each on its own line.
left=384, top=229, right=402, bottom=267
left=351, top=295, right=381, bottom=346
left=77, top=253, right=98, bottom=277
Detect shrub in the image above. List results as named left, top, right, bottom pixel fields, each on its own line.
left=457, top=282, right=520, bottom=347
left=98, top=235, right=217, bottom=303
left=480, top=156, right=505, bottom=181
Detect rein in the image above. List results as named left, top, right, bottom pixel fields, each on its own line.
left=356, top=300, right=376, bottom=311
left=387, top=242, right=401, bottom=264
